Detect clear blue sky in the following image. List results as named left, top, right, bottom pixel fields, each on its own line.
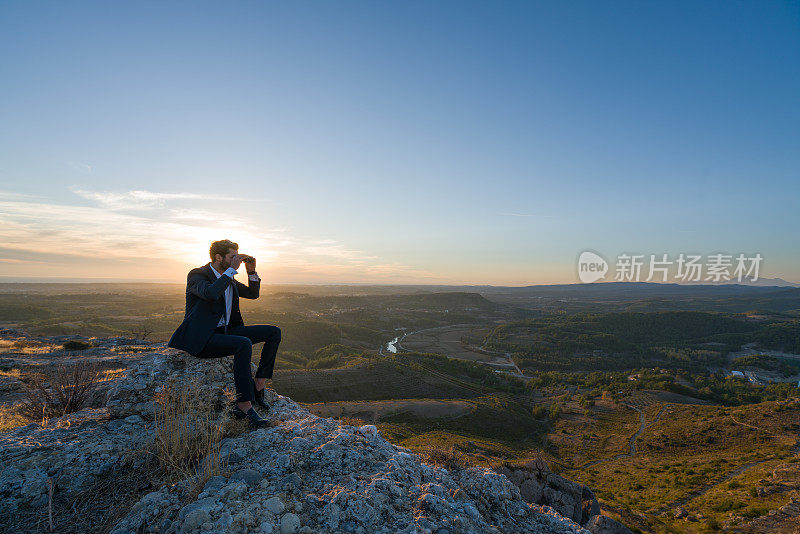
left=1, top=1, right=798, bottom=284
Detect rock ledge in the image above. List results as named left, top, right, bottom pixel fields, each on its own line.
left=0, top=343, right=631, bottom=534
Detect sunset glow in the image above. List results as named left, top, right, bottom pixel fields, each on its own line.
left=1, top=2, right=798, bottom=285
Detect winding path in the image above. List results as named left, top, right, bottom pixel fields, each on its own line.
left=649, top=409, right=800, bottom=516
left=580, top=403, right=664, bottom=468
left=589, top=403, right=790, bottom=517
left=649, top=457, right=776, bottom=516
left=627, top=404, right=646, bottom=456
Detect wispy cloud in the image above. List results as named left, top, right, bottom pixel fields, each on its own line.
left=299, top=242, right=378, bottom=261
left=0, top=190, right=36, bottom=200
left=0, top=258, right=47, bottom=264
left=0, top=189, right=438, bottom=282
left=67, top=161, right=93, bottom=174
left=271, top=256, right=438, bottom=282
left=168, top=208, right=231, bottom=221
left=0, top=199, right=199, bottom=259
left=70, top=187, right=250, bottom=210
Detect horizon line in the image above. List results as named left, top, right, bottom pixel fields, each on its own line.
left=0, top=278, right=797, bottom=288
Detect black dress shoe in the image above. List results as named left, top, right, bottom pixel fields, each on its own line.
left=231, top=406, right=271, bottom=428
left=253, top=379, right=269, bottom=410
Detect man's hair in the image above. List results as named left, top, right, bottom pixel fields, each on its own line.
left=209, top=239, right=238, bottom=261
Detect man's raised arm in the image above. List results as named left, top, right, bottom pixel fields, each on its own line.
left=237, top=255, right=260, bottom=299
left=187, top=269, right=233, bottom=301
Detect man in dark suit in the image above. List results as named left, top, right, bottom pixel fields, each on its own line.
left=168, top=239, right=281, bottom=427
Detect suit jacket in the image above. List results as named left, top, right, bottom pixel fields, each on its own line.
left=168, top=263, right=260, bottom=356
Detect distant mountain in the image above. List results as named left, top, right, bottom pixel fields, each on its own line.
left=633, top=277, right=799, bottom=288
left=484, top=281, right=800, bottom=296
left=719, top=277, right=799, bottom=287
left=432, top=282, right=800, bottom=315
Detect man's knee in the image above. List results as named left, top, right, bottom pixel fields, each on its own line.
left=234, top=336, right=252, bottom=353
left=257, top=325, right=280, bottom=340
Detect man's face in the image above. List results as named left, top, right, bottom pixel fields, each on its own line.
left=218, top=248, right=238, bottom=270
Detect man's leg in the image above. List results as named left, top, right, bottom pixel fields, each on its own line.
left=226, top=325, right=281, bottom=383
left=196, top=333, right=254, bottom=404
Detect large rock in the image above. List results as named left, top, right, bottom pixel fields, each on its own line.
left=497, top=458, right=604, bottom=527
left=0, top=406, right=153, bottom=518
left=105, top=348, right=231, bottom=420
left=1, top=338, right=597, bottom=534
left=585, top=514, right=634, bottom=534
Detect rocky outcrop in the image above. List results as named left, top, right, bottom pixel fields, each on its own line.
left=726, top=459, right=800, bottom=533
left=0, top=408, right=154, bottom=513
left=731, top=499, right=800, bottom=533
left=582, top=515, right=633, bottom=534
left=104, top=349, right=232, bottom=420
left=0, top=341, right=600, bottom=533
left=496, top=460, right=631, bottom=534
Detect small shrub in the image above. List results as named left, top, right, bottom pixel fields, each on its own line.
left=531, top=405, right=548, bottom=419
left=62, top=340, right=92, bottom=351
left=19, top=362, right=101, bottom=419
left=711, top=498, right=744, bottom=512
left=12, top=339, right=42, bottom=349
left=305, top=354, right=340, bottom=369
left=741, top=507, right=769, bottom=519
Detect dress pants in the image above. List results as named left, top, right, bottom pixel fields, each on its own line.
left=195, top=324, right=281, bottom=403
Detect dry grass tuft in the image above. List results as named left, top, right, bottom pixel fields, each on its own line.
left=0, top=403, right=28, bottom=432
left=218, top=387, right=252, bottom=437
left=19, top=362, right=102, bottom=421
left=11, top=339, right=43, bottom=350
left=0, top=368, right=22, bottom=379
left=421, top=443, right=473, bottom=470
left=99, top=367, right=126, bottom=382
left=338, top=415, right=369, bottom=427
left=222, top=415, right=251, bottom=438
left=152, top=379, right=225, bottom=483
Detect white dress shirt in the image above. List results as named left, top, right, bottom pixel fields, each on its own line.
left=209, top=264, right=261, bottom=327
